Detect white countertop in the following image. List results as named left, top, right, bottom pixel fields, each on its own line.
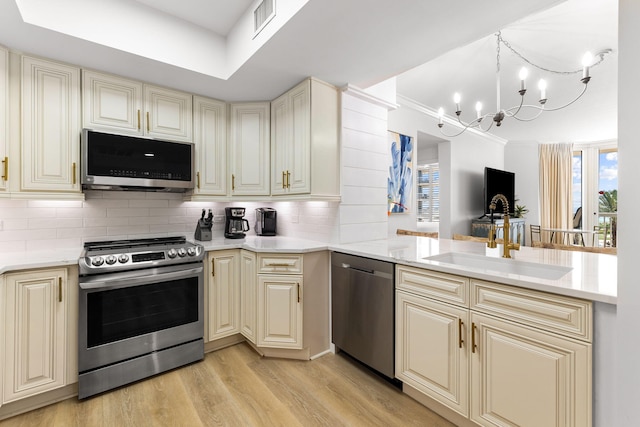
left=330, top=236, right=617, bottom=304
left=0, top=235, right=617, bottom=304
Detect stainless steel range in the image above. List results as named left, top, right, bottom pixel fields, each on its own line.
left=77, top=236, right=205, bottom=399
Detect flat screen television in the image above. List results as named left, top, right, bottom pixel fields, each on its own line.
left=484, top=167, right=515, bottom=216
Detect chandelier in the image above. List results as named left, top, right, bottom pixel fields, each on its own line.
left=437, top=31, right=611, bottom=137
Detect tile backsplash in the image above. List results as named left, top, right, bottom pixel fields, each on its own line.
left=0, top=191, right=339, bottom=252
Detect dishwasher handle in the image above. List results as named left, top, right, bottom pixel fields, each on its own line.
left=341, top=263, right=377, bottom=275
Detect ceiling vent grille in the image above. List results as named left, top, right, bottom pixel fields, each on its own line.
left=253, top=0, right=275, bottom=38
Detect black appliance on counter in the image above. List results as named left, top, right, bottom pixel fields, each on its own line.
left=255, top=207, right=277, bottom=236
left=224, top=207, right=250, bottom=239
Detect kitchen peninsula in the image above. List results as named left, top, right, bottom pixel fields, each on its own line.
left=0, top=235, right=615, bottom=425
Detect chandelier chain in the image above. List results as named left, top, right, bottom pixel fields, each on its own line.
left=496, top=31, right=606, bottom=75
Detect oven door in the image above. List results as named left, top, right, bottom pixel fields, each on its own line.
left=78, top=263, right=203, bottom=373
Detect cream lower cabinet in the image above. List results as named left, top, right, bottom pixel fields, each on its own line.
left=240, top=250, right=257, bottom=344
left=2, top=267, right=77, bottom=404
left=396, top=265, right=593, bottom=427
left=396, top=290, right=469, bottom=416
left=206, top=250, right=240, bottom=341
left=257, top=272, right=303, bottom=349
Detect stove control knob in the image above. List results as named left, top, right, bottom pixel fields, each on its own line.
left=167, top=249, right=177, bottom=258
left=118, top=254, right=129, bottom=263
left=187, top=247, right=196, bottom=257
left=92, top=257, right=104, bottom=266
left=105, top=255, right=117, bottom=265
left=177, top=248, right=187, bottom=257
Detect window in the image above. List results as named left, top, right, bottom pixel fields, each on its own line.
left=417, top=163, right=439, bottom=222
left=573, top=143, right=617, bottom=246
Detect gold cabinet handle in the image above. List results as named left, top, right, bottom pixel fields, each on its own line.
left=146, top=111, right=150, bottom=132
left=1, top=156, right=7, bottom=181
left=137, top=110, right=141, bottom=130
left=211, top=258, right=215, bottom=277
left=72, top=162, right=77, bottom=185
left=458, top=319, right=464, bottom=349
left=282, top=171, right=286, bottom=189
left=297, top=283, right=300, bottom=303
left=471, top=322, right=477, bottom=353
left=286, top=170, right=291, bottom=188
left=58, top=277, right=62, bottom=303
left=232, top=174, right=235, bottom=191
left=196, top=172, right=200, bottom=189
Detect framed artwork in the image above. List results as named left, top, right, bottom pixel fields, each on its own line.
left=387, top=131, right=413, bottom=214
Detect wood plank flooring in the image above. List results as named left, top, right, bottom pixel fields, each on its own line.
left=0, top=343, right=455, bottom=427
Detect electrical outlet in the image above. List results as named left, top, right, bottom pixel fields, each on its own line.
left=213, top=215, right=225, bottom=223
left=0, top=220, right=3, bottom=231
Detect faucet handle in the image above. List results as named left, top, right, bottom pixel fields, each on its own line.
left=487, top=224, right=498, bottom=249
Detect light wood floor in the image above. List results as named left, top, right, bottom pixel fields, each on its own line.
left=0, top=343, right=455, bottom=427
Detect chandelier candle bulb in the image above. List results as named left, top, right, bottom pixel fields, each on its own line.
left=582, top=51, right=593, bottom=81
left=518, top=67, right=528, bottom=94
left=538, top=79, right=547, bottom=103
left=475, top=102, right=483, bottom=119
left=453, top=92, right=461, bottom=115
left=437, top=107, right=444, bottom=127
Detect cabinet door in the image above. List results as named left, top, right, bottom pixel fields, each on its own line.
left=144, top=85, right=192, bottom=142
left=207, top=250, right=240, bottom=341
left=193, top=96, right=227, bottom=196
left=3, top=268, right=68, bottom=403
left=240, top=250, right=257, bottom=343
left=396, top=291, right=469, bottom=417
left=229, top=102, right=270, bottom=196
left=270, top=80, right=310, bottom=196
left=257, top=275, right=303, bottom=349
left=470, top=312, right=591, bottom=427
left=0, top=46, right=8, bottom=192
left=82, top=70, right=143, bottom=134
left=21, top=57, right=80, bottom=192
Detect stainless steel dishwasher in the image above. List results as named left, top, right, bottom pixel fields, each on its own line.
left=331, top=252, right=395, bottom=379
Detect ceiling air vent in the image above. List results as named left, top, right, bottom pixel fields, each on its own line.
left=253, top=0, right=275, bottom=38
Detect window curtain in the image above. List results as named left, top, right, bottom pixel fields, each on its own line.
left=539, top=143, right=573, bottom=243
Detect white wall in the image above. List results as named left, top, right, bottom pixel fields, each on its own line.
left=505, top=141, right=540, bottom=245
left=389, top=102, right=505, bottom=238
left=615, top=0, right=639, bottom=425
left=338, top=91, right=389, bottom=243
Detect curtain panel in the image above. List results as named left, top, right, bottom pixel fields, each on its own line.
left=539, top=143, right=573, bottom=243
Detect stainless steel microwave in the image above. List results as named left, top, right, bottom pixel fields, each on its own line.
left=81, top=129, right=195, bottom=192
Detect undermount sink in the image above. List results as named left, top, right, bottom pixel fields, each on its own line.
left=424, top=252, right=572, bottom=280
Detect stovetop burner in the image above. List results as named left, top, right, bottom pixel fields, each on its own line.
left=79, top=236, right=204, bottom=275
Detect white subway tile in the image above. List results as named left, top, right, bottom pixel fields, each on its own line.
left=129, top=199, right=170, bottom=208
left=107, top=208, right=150, bottom=217
left=107, top=225, right=150, bottom=236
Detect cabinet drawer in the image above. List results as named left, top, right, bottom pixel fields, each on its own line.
left=470, top=279, right=592, bottom=342
left=396, top=265, right=468, bottom=306
left=257, top=254, right=303, bottom=274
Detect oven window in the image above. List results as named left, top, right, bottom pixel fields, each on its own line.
left=86, top=277, right=199, bottom=348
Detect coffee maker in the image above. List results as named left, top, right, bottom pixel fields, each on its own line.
left=255, top=208, right=277, bottom=236
left=224, top=207, right=250, bottom=239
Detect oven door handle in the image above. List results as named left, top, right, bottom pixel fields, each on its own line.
left=79, top=266, right=203, bottom=290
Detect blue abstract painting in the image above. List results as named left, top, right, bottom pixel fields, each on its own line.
left=388, top=132, right=413, bottom=214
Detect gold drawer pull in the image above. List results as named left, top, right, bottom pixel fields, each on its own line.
left=58, top=277, right=62, bottom=303
left=72, top=162, right=77, bottom=185
left=458, top=319, right=464, bottom=349
left=266, top=263, right=294, bottom=267
left=471, top=322, right=478, bottom=353
left=196, top=172, right=200, bottom=189
left=146, top=112, right=150, bottom=132
left=137, top=110, right=141, bottom=130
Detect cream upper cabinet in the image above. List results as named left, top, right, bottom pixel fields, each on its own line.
left=228, top=102, right=270, bottom=196
left=0, top=46, right=8, bottom=193
left=207, top=250, right=240, bottom=342
left=240, top=250, right=257, bottom=344
left=3, top=268, right=70, bottom=403
left=82, top=70, right=193, bottom=142
left=270, top=78, right=339, bottom=198
left=192, top=96, right=227, bottom=196
left=21, top=56, right=80, bottom=193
